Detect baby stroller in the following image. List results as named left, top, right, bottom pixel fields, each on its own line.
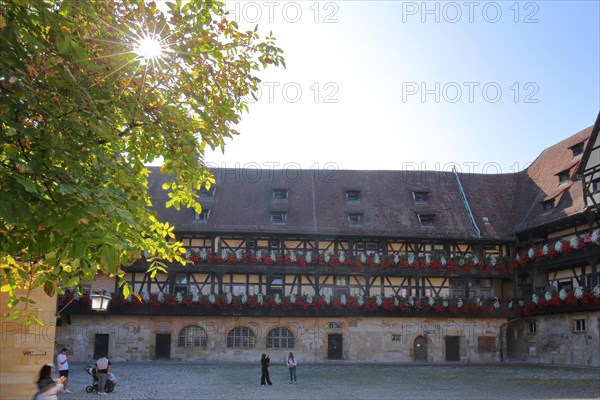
left=84, top=365, right=114, bottom=393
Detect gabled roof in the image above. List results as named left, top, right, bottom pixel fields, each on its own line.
left=147, top=168, right=518, bottom=241
left=146, top=120, right=597, bottom=242
left=576, top=111, right=600, bottom=175
left=509, top=126, right=593, bottom=233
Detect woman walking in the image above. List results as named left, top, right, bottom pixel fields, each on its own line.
left=35, top=364, right=65, bottom=400
left=260, top=353, right=272, bottom=385
left=287, top=352, right=297, bottom=384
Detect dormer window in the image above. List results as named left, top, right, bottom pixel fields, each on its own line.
left=346, top=190, right=361, bottom=201
left=200, top=186, right=215, bottom=198
left=570, top=142, right=584, bottom=157
left=194, top=209, right=210, bottom=222
left=413, top=191, right=428, bottom=204
left=558, top=171, right=570, bottom=184
left=542, top=199, right=555, bottom=212
left=271, top=212, right=287, bottom=224
left=273, top=189, right=288, bottom=200
left=418, top=214, right=435, bottom=228
left=347, top=213, right=363, bottom=226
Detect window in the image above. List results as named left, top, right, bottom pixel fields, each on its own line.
left=269, top=240, right=280, bottom=250
left=266, top=327, right=295, bottom=349
left=482, top=217, right=490, bottom=225
left=592, top=179, right=600, bottom=193
left=273, top=189, right=288, bottom=200
left=227, top=327, right=256, bottom=348
left=557, top=280, right=572, bottom=292
left=418, top=214, right=435, bottom=227
left=232, top=284, right=247, bottom=296
left=528, top=322, right=537, bottom=334
left=269, top=275, right=283, bottom=295
left=573, top=319, right=586, bottom=332
left=348, top=213, right=363, bottom=226
left=479, top=279, right=492, bottom=288
left=200, top=186, right=215, bottom=198
left=271, top=212, right=287, bottom=224
left=558, top=171, right=569, bottom=184
left=413, top=191, right=428, bottom=204
left=174, top=274, right=189, bottom=294
left=391, top=334, right=401, bottom=342
left=336, top=276, right=348, bottom=286
left=329, top=322, right=342, bottom=329
left=355, top=242, right=379, bottom=255
left=570, top=142, right=584, bottom=157
left=346, top=190, right=361, bottom=201
left=194, top=209, right=210, bottom=222
left=450, top=278, right=462, bottom=288
left=477, top=336, right=496, bottom=353
left=178, top=326, right=207, bottom=348
left=542, top=200, right=554, bottom=212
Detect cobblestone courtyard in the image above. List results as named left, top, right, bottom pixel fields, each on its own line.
left=50, top=362, right=600, bottom=400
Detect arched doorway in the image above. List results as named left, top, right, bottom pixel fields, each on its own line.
left=414, top=336, right=428, bottom=362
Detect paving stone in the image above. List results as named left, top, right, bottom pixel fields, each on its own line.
left=53, top=362, right=600, bottom=400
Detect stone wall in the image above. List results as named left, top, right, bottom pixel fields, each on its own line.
left=0, top=289, right=57, bottom=400
left=55, top=315, right=505, bottom=364
left=508, top=311, right=600, bottom=366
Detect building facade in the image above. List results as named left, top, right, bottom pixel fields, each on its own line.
left=55, top=115, right=600, bottom=366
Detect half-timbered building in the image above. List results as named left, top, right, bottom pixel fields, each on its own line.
left=56, top=115, right=600, bottom=366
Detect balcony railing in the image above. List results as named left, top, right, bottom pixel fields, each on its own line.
left=58, top=287, right=600, bottom=318
left=132, top=230, right=600, bottom=275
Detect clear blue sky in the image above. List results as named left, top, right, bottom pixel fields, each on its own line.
left=200, top=0, right=599, bottom=174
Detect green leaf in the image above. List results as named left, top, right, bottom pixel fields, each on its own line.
left=13, top=175, right=38, bottom=193
left=100, top=245, right=118, bottom=270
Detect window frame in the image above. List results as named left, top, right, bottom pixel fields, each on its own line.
left=541, top=199, right=555, bottom=213
left=178, top=325, right=208, bottom=348
left=557, top=171, right=570, bottom=184
left=570, top=142, right=584, bottom=157
left=572, top=319, right=586, bottom=333
left=271, top=212, right=287, bottom=224
left=273, top=189, right=289, bottom=200
left=199, top=186, right=215, bottom=198
left=266, top=327, right=295, bottom=349
left=345, top=190, right=361, bottom=202
left=418, top=213, right=435, bottom=228
left=194, top=209, right=210, bottom=222
left=347, top=213, right=363, bottom=226
left=413, top=191, right=429, bottom=204
left=226, top=326, right=256, bottom=348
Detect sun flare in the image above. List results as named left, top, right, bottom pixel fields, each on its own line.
left=133, top=33, right=165, bottom=64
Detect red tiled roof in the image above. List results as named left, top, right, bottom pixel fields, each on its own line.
left=146, top=125, right=595, bottom=241
left=509, top=126, right=593, bottom=233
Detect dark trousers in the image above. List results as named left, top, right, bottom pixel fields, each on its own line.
left=260, top=367, right=272, bottom=385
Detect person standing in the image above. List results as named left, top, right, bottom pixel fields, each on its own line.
left=35, top=364, right=65, bottom=400
left=287, top=352, right=297, bottom=384
left=260, top=353, right=272, bottom=385
left=56, top=348, right=72, bottom=393
left=95, top=353, right=111, bottom=395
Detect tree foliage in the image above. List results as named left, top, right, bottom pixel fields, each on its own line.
left=0, top=0, right=284, bottom=323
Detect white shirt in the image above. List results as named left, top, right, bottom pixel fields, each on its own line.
left=56, top=354, right=68, bottom=371
left=96, top=357, right=110, bottom=371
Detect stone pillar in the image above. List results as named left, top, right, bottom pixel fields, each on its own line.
left=1, top=289, right=57, bottom=400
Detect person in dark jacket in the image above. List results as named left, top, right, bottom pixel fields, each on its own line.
left=260, top=353, right=272, bottom=385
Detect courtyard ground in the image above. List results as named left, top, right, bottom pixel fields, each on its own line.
left=51, top=362, right=599, bottom=400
